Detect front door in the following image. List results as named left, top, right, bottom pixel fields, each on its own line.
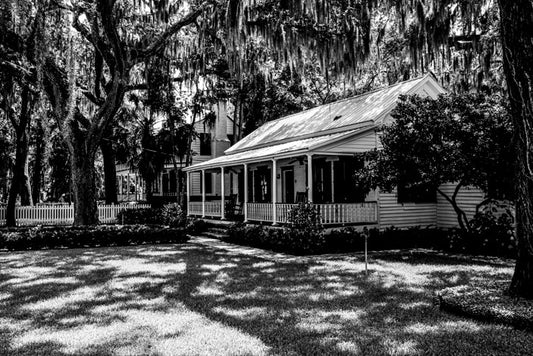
left=282, top=168, right=294, bottom=203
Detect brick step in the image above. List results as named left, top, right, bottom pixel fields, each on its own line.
left=202, top=231, right=229, bottom=239
left=207, top=227, right=230, bottom=234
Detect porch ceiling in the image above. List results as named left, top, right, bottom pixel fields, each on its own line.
left=184, top=129, right=362, bottom=171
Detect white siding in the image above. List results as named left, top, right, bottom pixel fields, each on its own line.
left=378, top=190, right=437, bottom=229
left=190, top=171, right=202, bottom=195
left=322, top=130, right=377, bottom=153
left=437, top=183, right=485, bottom=228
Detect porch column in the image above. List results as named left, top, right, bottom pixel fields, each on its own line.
left=118, top=175, right=122, bottom=200
left=186, top=171, right=190, bottom=211
left=126, top=174, right=130, bottom=201
left=331, top=160, right=335, bottom=203
left=221, top=167, right=225, bottom=219
left=201, top=170, right=206, bottom=217
left=307, top=154, right=313, bottom=203
left=252, top=170, right=256, bottom=202
left=272, top=159, right=277, bottom=224
left=243, top=163, right=248, bottom=222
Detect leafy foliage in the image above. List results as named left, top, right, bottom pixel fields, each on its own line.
left=225, top=223, right=449, bottom=255
left=185, top=218, right=208, bottom=235
left=356, top=93, right=514, bottom=231
left=446, top=200, right=516, bottom=258
left=160, top=203, right=186, bottom=228
left=116, top=203, right=186, bottom=227
left=0, top=225, right=188, bottom=251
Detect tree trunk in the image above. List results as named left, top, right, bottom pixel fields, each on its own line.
left=498, top=0, right=533, bottom=299
left=6, top=87, right=34, bottom=227
left=70, top=149, right=99, bottom=226
left=100, top=139, right=118, bottom=204
left=31, top=119, right=46, bottom=204
left=436, top=184, right=470, bottom=234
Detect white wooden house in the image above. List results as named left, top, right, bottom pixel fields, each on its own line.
left=184, top=74, right=485, bottom=228
left=116, top=102, right=234, bottom=203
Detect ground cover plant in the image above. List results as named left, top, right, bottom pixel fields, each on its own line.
left=0, top=225, right=188, bottom=251
left=0, top=244, right=532, bottom=355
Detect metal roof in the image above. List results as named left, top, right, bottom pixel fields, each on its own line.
left=185, top=74, right=444, bottom=171
left=226, top=74, right=435, bottom=154
left=184, top=129, right=364, bottom=171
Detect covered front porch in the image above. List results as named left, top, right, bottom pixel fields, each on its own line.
left=186, top=154, right=378, bottom=226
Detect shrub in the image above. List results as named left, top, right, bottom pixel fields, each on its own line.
left=116, top=208, right=162, bottom=225
left=116, top=203, right=187, bottom=227
left=186, top=218, right=208, bottom=235
left=287, top=202, right=321, bottom=229
left=161, top=203, right=186, bottom=227
left=0, top=225, right=188, bottom=251
left=463, top=201, right=515, bottom=257
left=225, top=223, right=447, bottom=255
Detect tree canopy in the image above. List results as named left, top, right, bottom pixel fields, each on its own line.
left=357, top=92, right=513, bottom=232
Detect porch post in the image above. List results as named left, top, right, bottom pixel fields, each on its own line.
left=244, top=163, right=248, bottom=222
left=307, top=154, right=313, bottom=203
left=201, top=170, right=206, bottom=217
left=330, top=160, right=335, bottom=203
left=252, top=170, right=256, bottom=202
left=272, top=159, right=277, bottom=224
left=118, top=175, right=122, bottom=200
left=186, top=171, right=190, bottom=212
left=126, top=173, right=130, bottom=201
left=221, top=167, right=225, bottom=219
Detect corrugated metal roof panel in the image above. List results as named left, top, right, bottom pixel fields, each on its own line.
left=227, top=75, right=430, bottom=154
left=185, top=130, right=359, bottom=171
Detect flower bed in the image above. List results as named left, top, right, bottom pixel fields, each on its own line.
left=0, top=225, right=189, bottom=251
left=438, top=281, right=533, bottom=331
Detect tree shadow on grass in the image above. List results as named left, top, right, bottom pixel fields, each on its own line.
left=0, top=244, right=531, bottom=356
left=161, top=248, right=532, bottom=355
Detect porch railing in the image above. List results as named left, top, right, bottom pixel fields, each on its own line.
left=315, top=203, right=378, bottom=225
left=204, top=201, right=222, bottom=217
left=188, top=202, right=203, bottom=216
left=187, top=201, right=378, bottom=225
left=248, top=203, right=273, bottom=222
left=249, top=202, right=378, bottom=225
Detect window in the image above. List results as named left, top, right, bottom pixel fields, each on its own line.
left=199, top=133, right=211, bottom=156
left=397, top=182, right=436, bottom=203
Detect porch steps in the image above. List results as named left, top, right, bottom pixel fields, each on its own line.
left=199, top=221, right=231, bottom=240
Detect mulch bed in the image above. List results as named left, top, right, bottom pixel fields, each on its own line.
left=438, top=280, right=533, bottom=331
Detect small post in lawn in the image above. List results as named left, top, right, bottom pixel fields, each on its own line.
left=364, top=231, right=368, bottom=275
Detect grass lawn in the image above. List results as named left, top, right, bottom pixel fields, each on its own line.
left=0, top=244, right=532, bottom=355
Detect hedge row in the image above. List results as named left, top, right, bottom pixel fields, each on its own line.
left=115, top=203, right=186, bottom=227
left=0, top=225, right=189, bottom=251
left=225, top=223, right=444, bottom=256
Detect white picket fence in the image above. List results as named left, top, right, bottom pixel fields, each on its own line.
left=0, top=203, right=151, bottom=226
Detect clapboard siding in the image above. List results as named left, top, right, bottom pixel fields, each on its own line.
left=379, top=190, right=437, bottom=229
left=437, top=183, right=485, bottom=228
left=190, top=171, right=202, bottom=195
left=322, top=130, right=377, bottom=153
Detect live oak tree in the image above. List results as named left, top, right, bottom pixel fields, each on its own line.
left=356, top=93, right=514, bottom=234
left=1, top=0, right=220, bottom=225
